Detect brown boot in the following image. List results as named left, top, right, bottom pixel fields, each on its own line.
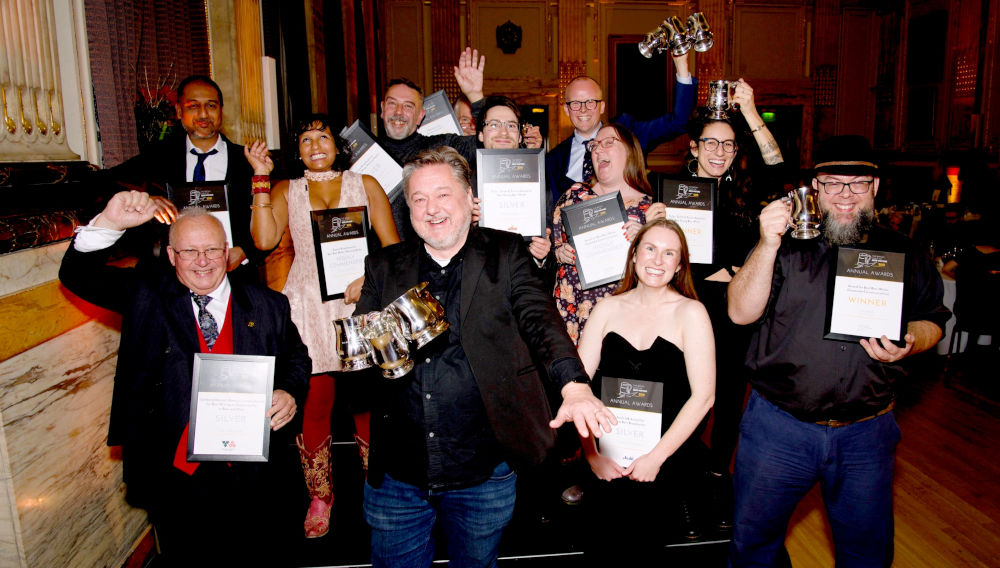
left=353, top=433, right=369, bottom=473
left=297, top=434, right=333, bottom=538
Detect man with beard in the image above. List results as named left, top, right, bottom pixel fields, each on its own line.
left=356, top=146, right=615, bottom=567
left=726, top=135, right=949, bottom=567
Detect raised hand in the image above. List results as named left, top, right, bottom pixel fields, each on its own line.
left=244, top=140, right=274, bottom=176
left=454, top=47, right=485, bottom=102
left=95, top=191, right=159, bottom=231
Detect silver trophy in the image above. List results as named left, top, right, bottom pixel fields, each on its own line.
left=362, top=311, right=414, bottom=379
left=788, top=186, right=821, bottom=239
left=387, top=282, right=449, bottom=348
left=638, top=16, right=691, bottom=58
left=686, top=13, right=714, bottom=52
left=333, top=315, right=375, bottom=371
left=707, top=80, right=737, bottom=119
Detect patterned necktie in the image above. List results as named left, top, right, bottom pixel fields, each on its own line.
left=581, top=138, right=595, bottom=183
left=191, top=293, right=219, bottom=349
left=191, top=148, right=219, bottom=182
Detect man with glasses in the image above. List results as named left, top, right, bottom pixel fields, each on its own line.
left=60, top=193, right=311, bottom=566
left=726, top=136, right=949, bottom=566
left=545, top=52, right=696, bottom=207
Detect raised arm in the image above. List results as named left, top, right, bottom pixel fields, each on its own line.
left=728, top=199, right=791, bottom=324
left=732, top=79, right=783, bottom=166
left=246, top=141, right=291, bottom=251
left=453, top=47, right=485, bottom=104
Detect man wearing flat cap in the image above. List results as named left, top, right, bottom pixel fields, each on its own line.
left=726, top=135, right=950, bottom=566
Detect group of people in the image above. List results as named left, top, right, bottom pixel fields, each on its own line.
left=62, top=43, right=949, bottom=568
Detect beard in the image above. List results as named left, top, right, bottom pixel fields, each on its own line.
left=822, top=204, right=875, bottom=245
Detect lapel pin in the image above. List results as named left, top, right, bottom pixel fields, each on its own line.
left=247, top=321, right=255, bottom=328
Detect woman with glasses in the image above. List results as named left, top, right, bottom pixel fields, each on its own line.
left=246, top=114, right=400, bottom=539
left=684, top=79, right=785, bottom=534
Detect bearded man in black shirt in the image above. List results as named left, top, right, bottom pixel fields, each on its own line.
left=726, top=135, right=949, bottom=567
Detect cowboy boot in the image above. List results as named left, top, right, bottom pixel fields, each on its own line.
left=297, top=433, right=333, bottom=538
left=353, top=433, right=369, bottom=473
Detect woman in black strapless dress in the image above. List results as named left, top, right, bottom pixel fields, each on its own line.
left=574, top=219, right=716, bottom=555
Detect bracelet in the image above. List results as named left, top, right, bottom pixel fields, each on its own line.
left=250, top=204, right=272, bottom=209
left=251, top=175, right=271, bottom=194
left=750, top=123, right=766, bottom=133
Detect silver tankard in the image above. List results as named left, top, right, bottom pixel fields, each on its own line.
left=686, top=13, right=714, bottom=52
left=638, top=16, right=691, bottom=58
left=707, top=80, right=737, bottom=119
left=387, top=282, right=449, bottom=348
left=361, top=311, right=414, bottom=379
left=333, top=315, right=375, bottom=371
left=788, top=185, right=821, bottom=239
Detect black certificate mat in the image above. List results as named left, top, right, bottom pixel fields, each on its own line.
left=417, top=89, right=463, bottom=136
left=167, top=181, right=234, bottom=247
left=658, top=175, right=717, bottom=265
left=311, top=206, right=370, bottom=301
left=188, top=353, right=275, bottom=462
left=560, top=191, right=629, bottom=289
left=824, top=247, right=907, bottom=344
left=476, top=148, right=546, bottom=238
left=340, top=120, right=404, bottom=201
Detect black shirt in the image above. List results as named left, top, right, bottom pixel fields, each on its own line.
left=745, top=226, right=950, bottom=422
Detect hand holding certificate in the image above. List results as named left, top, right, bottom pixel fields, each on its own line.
left=825, top=247, right=906, bottom=345
left=476, top=149, right=545, bottom=238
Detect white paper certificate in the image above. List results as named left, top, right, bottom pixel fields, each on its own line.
left=574, top=224, right=630, bottom=287
left=417, top=90, right=462, bottom=136
left=311, top=207, right=370, bottom=301
left=481, top=182, right=543, bottom=236
left=826, top=248, right=907, bottom=342
left=320, top=238, right=367, bottom=295
left=192, top=391, right=268, bottom=456
left=666, top=208, right=713, bottom=264
left=599, top=377, right=664, bottom=467
left=350, top=144, right=402, bottom=198
left=659, top=176, right=716, bottom=265
left=211, top=211, right=234, bottom=249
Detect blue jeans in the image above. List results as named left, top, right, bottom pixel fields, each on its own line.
left=730, top=391, right=900, bottom=568
left=364, top=462, right=517, bottom=568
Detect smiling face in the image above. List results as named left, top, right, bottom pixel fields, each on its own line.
left=478, top=105, right=521, bottom=149
left=591, top=125, right=627, bottom=186
left=632, top=225, right=682, bottom=289
left=690, top=121, right=737, bottom=180
left=176, top=81, right=223, bottom=148
left=455, top=99, right=476, bottom=136
left=563, top=78, right=605, bottom=136
left=298, top=124, right=338, bottom=172
left=815, top=173, right=879, bottom=244
left=167, top=214, right=228, bottom=295
left=407, top=164, right=474, bottom=258
left=381, top=83, right=426, bottom=140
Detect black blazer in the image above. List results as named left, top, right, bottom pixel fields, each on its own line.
left=356, top=227, right=582, bottom=471
left=59, top=241, right=311, bottom=509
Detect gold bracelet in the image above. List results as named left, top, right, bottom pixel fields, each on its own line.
left=750, top=124, right=766, bottom=133
left=250, top=204, right=273, bottom=209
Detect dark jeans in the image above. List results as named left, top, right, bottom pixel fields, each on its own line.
left=730, top=391, right=899, bottom=568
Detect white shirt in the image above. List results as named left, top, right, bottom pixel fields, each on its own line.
left=185, top=136, right=228, bottom=182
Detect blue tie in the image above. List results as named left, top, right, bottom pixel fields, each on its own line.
left=191, top=148, right=219, bottom=182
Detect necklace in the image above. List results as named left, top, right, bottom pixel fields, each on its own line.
left=304, top=170, right=341, bottom=182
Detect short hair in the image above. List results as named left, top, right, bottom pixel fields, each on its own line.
left=386, top=77, right=423, bottom=99
left=564, top=76, right=602, bottom=102
left=596, top=123, right=652, bottom=195
left=168, top=207, right=227, bottom=247
left=615, top=219, right=697, bottom=300
left=401, top=146, right=471, bottom=202
left=176, top=75, right=224, bottom=107
left=293, top=112, right=351, bottom=171
left=476, top=95, right=522, bottom=136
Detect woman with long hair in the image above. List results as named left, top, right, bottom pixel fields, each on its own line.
left=246, top=114, right=400, bottom=538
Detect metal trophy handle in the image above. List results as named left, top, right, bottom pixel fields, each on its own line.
left=387, top=282, right=449, bottom=349
left=638, top=13, right=713, bottom=58
left=686, top=13, right=714, bottom=52
left=787, top=186, right=821, bottom=239
left=362, top=311, right=414, bottom=379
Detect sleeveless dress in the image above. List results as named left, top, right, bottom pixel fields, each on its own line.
left=283, top=171, right=369, bottom=374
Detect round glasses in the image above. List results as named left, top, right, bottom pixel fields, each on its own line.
left=483, top=119, right=520, bottom=132
left=587, top=137, right=620, bottom=152
left=565, top=99, right=601, bottom=111
left=699, top=137, right=737, bottom=154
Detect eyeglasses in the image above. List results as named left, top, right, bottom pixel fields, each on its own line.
left=587, top=137, right=620, bottom=152
left=458, top=117, right=474, bottom=126
left=565, top=99, right=601, bottom=111
left=174, top=247, right=226, bottom=261
left=817, top=179, right=874, bottom=194
left=699, top=138, right=737, bottom=154
left=483, top=119, right=520, bottom=132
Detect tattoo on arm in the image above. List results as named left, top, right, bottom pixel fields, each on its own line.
left=758, top=137, right=784, bottom=165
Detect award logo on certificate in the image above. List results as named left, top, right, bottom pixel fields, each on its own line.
left=825, top=247, right=907, bottom=343
left=417, top=90, right=463, bottom=136
left=188, top=354, right=275, bottom=462
left=560, top=192, right=629, bottom=289
left=476, top=149, right=545, bottom=238
left=167, top=182, right=234, bottom=247
left=340, top=120, right=404, bottom=200
left=598, top=376, right=664, bottom=467
left=659, top=176, right=716, bottom=265
left=310, top=206, right=370, bottom=301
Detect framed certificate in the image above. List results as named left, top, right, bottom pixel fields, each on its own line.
left=476, top=148, right=546, bottom=238
left=340, top=120, right=404, bottom=201
left=311, top=206, right=370, bottom=301
left=417, top=90, right=463, bottom=136
left=560, top=191, right=629, bottom=289
left=188, top=353, right=275, bottom=462
left=824, top=247, right=907, bottom=343
left=167, top=182, right=234, bottom=247
left=598, top=376, right=664, bottom=467
left=658, top=176, right=716, bottom=265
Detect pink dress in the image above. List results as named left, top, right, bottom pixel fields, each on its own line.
left=283, top=171, right=369, bottom=373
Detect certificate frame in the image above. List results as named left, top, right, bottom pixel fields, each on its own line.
left=167, top=181, right=234, bottom=248
left=188, top=353, right=275, bottom=462
left=340, top=120, right=404, bottom=201
left=475, top=148, right=546, bottom=238
left=417, top=89, right=463, bottom=136
left=560, top=191, right=629, bottom=290
left=310, top=206, right=370, bottom=301
left=824, top=246, right=907, bottom=345
left=598, top=375, right=664, bottom=467
left=657, top=175, right=717, bottom=265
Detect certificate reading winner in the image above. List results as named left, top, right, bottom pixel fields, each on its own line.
left=310, top=206, right=370, bottom=301
left=598, top=376, right=664, bottom=467
left=476, top=148, right=545, bottom=238
left=189, top=354, right=275, bottom=462
left=825, top=247, right=906, bottom=342
left=659, top=176, right=716, bottom=265
left=560, top=192, right=629, bottom=289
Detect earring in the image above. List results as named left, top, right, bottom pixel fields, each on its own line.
left=687, top=159, right=698, bottom=175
